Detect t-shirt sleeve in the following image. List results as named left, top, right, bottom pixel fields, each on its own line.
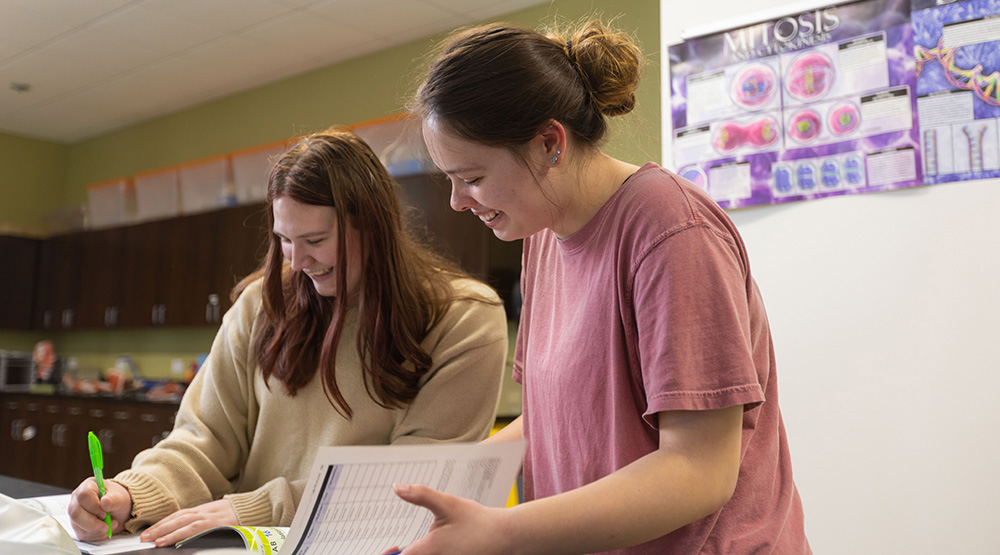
left=633, top=223, right=765, bottom=425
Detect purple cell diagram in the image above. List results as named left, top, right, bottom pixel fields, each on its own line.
left=668, top=0, right=923, bottom=208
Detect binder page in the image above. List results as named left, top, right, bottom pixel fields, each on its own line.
left=283, top=440, right=524, bottom=555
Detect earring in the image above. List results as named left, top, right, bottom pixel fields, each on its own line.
left=550, top=150, right=561, bottom=165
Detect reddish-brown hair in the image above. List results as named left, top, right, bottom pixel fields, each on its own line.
left=235, top=129, right=490, bottom=417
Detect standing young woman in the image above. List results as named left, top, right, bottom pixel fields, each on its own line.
left=390, top=21, right=811, bottom=554
left=68, top=129, right=509, bottom=547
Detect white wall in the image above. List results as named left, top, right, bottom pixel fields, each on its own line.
left=662, top=2, right=1000, bottom=553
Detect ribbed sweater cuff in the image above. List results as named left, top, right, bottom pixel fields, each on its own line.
left=113, top=470, right=176, bottom=534
left=225, top=489, right=275, bottom=526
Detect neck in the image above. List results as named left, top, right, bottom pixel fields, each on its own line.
left=551, top=152, right=640, bottom=239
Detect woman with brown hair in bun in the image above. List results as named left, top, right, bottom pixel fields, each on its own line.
left=390, top=19, right=811, bottom=554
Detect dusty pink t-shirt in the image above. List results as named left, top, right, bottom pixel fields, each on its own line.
left=513, top=163, right=810, bottom=554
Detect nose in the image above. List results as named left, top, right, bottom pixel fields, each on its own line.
left=449, top=180, right=473, bottom=213
left=285, top=242, right=312, bottom=272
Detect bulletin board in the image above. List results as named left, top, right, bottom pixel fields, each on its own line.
left=665, top=0, right=1000, bottom=208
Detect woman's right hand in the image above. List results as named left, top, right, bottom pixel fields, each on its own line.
left=68, top=478, right=133, bottom=541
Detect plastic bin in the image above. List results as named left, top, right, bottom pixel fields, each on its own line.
left=86, top=178, right=135, bottom=229
left=179, top=155, right=233, bottom=213
left=231, top=141, right=288, bottom=204
left=352, top=114, right=435, bottom=177
left=134, top=167, right=179, bottom=222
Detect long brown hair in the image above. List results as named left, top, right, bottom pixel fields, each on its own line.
left=236, top=129, right=485, bottom=417
left=412, top=19, right=643, bottom=152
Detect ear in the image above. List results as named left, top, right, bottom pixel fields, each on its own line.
left=538, top=120, right=567, bottom=166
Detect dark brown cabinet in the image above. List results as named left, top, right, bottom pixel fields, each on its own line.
left=0, top=393, right=178, bottom=489
left=0, top=235, right=40, bottom=329
left=24, top=203, right=267, bottom=331
left=396, top=173, right=522, bottom=312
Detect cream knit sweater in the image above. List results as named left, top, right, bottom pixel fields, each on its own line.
left=114, top=276, right=508, bottom=531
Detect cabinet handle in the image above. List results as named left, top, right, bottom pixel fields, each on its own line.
left=114, top=411, right=130, bottom=420
left=152, top=430, right=170, bottom=448
left=52, top=424, right=68, bottom=447
left=98, top=429, right=114, bottom=453
left=68, top=407, right=81, bottom=416
left=104, top=307, right=111, bottom=327
left=152, top=304, right=167, bottom=325
left=207, top=294, right=221, bottom=324
left=140, top=414, right=157, bottom=423
left=62, top=308, right=74, bottom=328
left=43, top=310, right=53, bottom=329
left=111, top=306, right=119, bottom=326
left=12, top=420, right=36, bottom=442
left=89, top=409, right=104, bottom=418
left=26, top=403, right=38, bottom=411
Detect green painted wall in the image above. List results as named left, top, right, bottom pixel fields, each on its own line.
left=2, top=0, right=659, bottom=376
left=0, top=133, right=69, bottom=235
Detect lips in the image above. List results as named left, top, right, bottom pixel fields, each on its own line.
left=305, top=266, right=333, bottom=277
left=477, top=210, right=500, bottom=223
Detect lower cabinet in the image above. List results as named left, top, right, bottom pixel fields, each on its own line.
left=0, top=393, right=177, bottom=489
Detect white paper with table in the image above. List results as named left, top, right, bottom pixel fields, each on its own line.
left=281, top=440, right=524, bottom=555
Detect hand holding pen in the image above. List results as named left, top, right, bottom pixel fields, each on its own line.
left=67, top=434, right=133, bottom=541
left=88, top=431, right=113, bottom=538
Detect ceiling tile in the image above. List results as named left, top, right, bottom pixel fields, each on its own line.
left=239, top=10, right=370, bottom=61
left=142, top=0, right=289, bottom=36
left=305, top=0, right=453, bottom=39
left=36, top=30, right=160, bottom=80
left=85, top=4, right=221, bottom=57
left=1, top=0, right=135, bottom=28
left=0, top=50, right=111, bottom=104
left=0, top=4, right=72, bottom=48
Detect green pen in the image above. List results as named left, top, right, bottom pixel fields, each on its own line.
left=87, top=431, right=113, bottom=538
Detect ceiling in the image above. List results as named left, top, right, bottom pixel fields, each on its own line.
left=0, top=0, right=550, bottom=144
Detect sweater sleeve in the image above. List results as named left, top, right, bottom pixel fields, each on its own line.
left=114, top=282, right=261, bottom=533
left=391, top=279, right=508, bottom=445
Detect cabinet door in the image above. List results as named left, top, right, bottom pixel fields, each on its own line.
left=395, top=173, right=490, bottom=279
left=0, top=396, right=43, bottom=482
left=213, top=203, right=267, bottom=319
left=0, top=236, right=40, bottom=329
left=34, top=234, right=84, bottom=330
left=75, top=228, right=127, bottom=329
left=118, top=220, right=168, bottom=327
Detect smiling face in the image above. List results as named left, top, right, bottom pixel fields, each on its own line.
left=422, top=119, right=560, bottom=242
left=272, top=196, right=363, bottom=299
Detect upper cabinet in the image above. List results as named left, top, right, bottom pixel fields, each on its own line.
left=0, top=236, right=41, bottom=329
left=28, top=204, right=267, bottom=331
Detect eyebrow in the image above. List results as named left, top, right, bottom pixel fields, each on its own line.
left=273, top=230, right=329, bottom=240
left=440, top=165, right=483, bottom=176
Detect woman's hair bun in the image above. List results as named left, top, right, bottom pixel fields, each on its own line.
left=560, top=20, right=644, bottom=117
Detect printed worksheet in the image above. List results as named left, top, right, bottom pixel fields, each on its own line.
left=19, top=494, right=155, bottom=555
left=282, top=440, right=524, bottom=555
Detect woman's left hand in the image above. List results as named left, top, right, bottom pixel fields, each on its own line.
left=390, top=483, right=510, bottom=555
left=139, top=499, right=238, bottom=547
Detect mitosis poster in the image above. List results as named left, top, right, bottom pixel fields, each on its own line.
left=668, top=0, right=922, bottom=208
left=913, top=0, right=1000, bottom=184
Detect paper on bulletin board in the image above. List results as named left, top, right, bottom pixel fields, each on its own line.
left=667, top=0, right=923, bottom=208
left=913, top=0, right=1000, bottom=185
